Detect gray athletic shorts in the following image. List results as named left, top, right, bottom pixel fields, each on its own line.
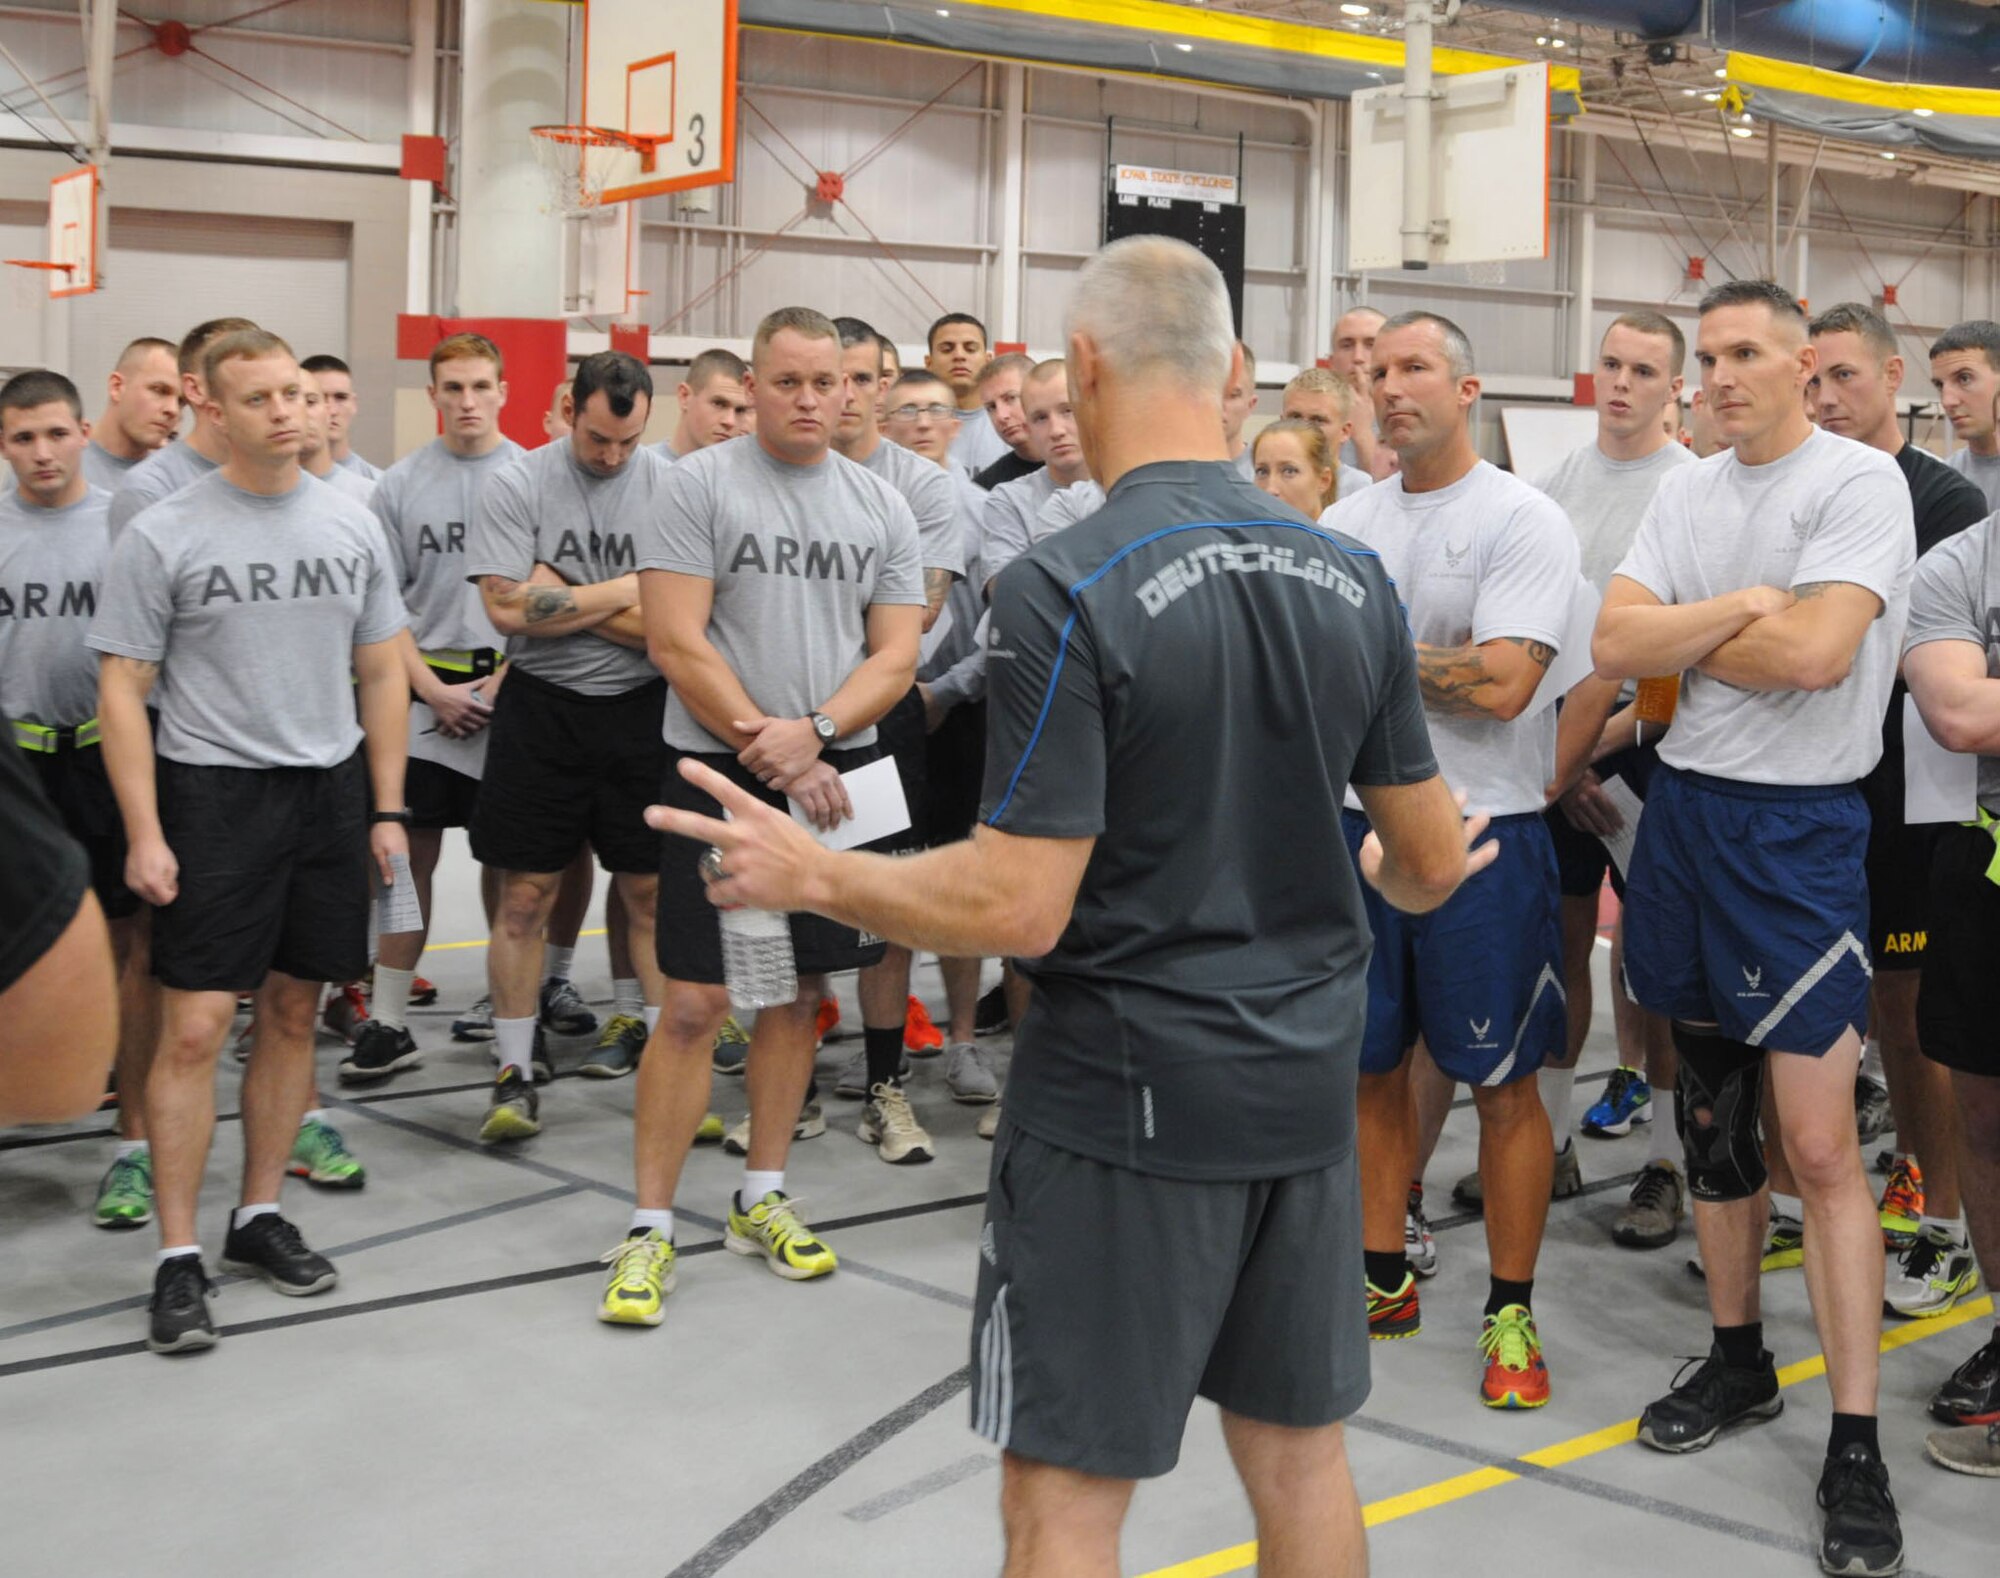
left=970, top=1123, right=1370, bottom=1480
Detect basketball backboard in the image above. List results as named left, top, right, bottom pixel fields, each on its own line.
left=582, top=0, right=738, bottom=203
left=15, top=166, right=100, bottom=297
left=1347, top=63, right=1549, bottom=272
left=560, top=200, right=633, bottom=319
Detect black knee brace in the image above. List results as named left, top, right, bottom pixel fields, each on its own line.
left=1670, top=1023, right=1768, bottom=1203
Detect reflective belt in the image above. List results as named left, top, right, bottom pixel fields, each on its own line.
left=422, top=647, right=503, bottom=680
left=12, top=716, right=100, bottom=753
left=1964, top=805, right=2000, bottom=886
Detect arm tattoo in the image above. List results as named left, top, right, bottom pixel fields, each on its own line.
left=523, top=585, right=578, bottom=624
left=924, top=567, right=952, bottom=612
left=109, top=656, right=161, bottom=682
left=1502, top=635, right=1557, bottom=669
left=1790, top=581, right=1833, bottom=601
left=1415, top=637, right=1554, bottom=717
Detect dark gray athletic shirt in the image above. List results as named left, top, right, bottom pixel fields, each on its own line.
left=981, top=459, right=1437, bottom=1182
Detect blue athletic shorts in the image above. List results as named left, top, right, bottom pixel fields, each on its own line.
left=1340, top=808, right=1565, bottom=1087
left=1622, top=765, right=1870, bottom=1054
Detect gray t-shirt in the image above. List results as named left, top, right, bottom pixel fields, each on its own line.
left=0, top=486, right=112, bottom=726
left=981, top=469, right=1060, bottom=589
left=1333, top=463, right=1373, bottom=501
left=321, top=465, right=376, bottom=506
left=1038, top=480, right=1107, bottom=538
left=1947, top=446, right=2000, bottom=512
left=1535, top=440, right=1697, bottom=591
left=81, top=442, right=141, bottom=494
left=338, top=451, right=383, bottom=484
left=109, top=441, right=218, bottom=538
left=1613, top=427, right=1915, bottom=785
left=88, top=471, right=407, bottom=769
left=372, top=437, right=523, bottom=654
left=642, top=438, right=925, bottom=752
left=919, top=469, right=991, bottom=704
left=948, top=406, right=1009, bottom=476
left=1325, top=459, right=1580, bottom=816
left=1904, top=516, right=2000, bottom=809
left=855, top=437, right=964, bottom=578
left=463, top=441, right=667, bottom=697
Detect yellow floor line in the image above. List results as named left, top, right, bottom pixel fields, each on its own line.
left=422, top=927, right=607, bottom=954
left=1135, top=1294, right=1993, bottom=1578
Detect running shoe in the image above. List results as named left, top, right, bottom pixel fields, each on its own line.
left=1613, top=1161, right=1685, bottom=1250
left=1367, top=1271, right=1421, bottom=1340
left=1582, top=1066, right=1653, bottom=1137
left=479, top=1066, right=541, bottom=1145
left=1478, top=1304, right=1550, bottom=1409
left=1763, top=1215, right=1805, bottom=1272
left=92, top=1149, right=153, bottom=1230
left=538, top=977, right=598, bottom=1037
left=338, top=1022, right=421, bottom=1085
left=722, top=1100, right=826, bottom=1155
left=289, top=1116, right=367, bottom=1190
left=1854, top=1076, right=1893, bottom=1145
left=859, top=1082, right=935, bottom=1165
left=1879, top=1157, right=1924, bottom=1251
left=725, top=1190, right=837, bottom=1280
left=1875, top=1147, right=1898, bottom=1176
left=904, top=996, right=944, bottom=1056
left=220, top=1213, right=338, bottom=1295
left=530, top=1025, right=555, bottom=1084
left=410, top=975, right=438, bottom=1006
left=1816, top=1444, right=1903, bottom=1578
left=1405, top=1185, right=1438, bottom=1278
left=598, top=1229, right=675, bottom=1326
left=974, top=983, right=1010, bottom=1037
left=1886, top=1233, right=1979, bottom=1320
left=1925, top=1422, right=2000, bottom=1477
left=1637, top=1345, right=1782, bottom=1452
left=578, top=1013, right=645, bottom=1079
left=1930, top=1331, right=2000, bottom=1425
left=695, top=1112, right=725, bottom=1145
left=147, top=1254, right=218, bottom=1354
left=979, top=1102, right=1001, bottom=1140
left=321, top=982, right=370, bottom=1044
left=835, top=1046, right=909, bottom=1098
left=944, top=1041, right=999, bottom=1104
left=814, top=996, right=842, bottom=1047
left=452, top=996, right=496, bottom=1043
left=712, top=1014, right=749, bottom=1075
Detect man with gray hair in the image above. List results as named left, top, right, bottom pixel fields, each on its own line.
left=648, top=234, right=1481, bottom=1577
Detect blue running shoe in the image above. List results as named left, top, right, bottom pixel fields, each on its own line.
left=1582, top=1066, right=1652, bottom=1138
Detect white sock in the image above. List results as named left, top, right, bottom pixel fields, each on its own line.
left=739, top=1170, right=784, bottom=1212
left=494, top=1016, right=536, bottom=1077
left=1861, top=1037, right=1886, bottom=1088
left=157, top=1244, right=200, bottom=1265
left=115, top=1138, right=148, bottom=1160
left=1920, top=1213, right=1967, bottom=1246
left=614, top=977, right=644, bottom=1017
left=301, top=1109, right=328, bottom=1128
left=1771, top=1191, right=1804, bottom=1225
left=231, top=1202, right=279, bottom=1230
left=1539, top=1063, right=1578, bottom=1147
left=545, top=946, right=575, bottom=983
left=372, top=964, right=415, bottom=1031
left=629, top=1207, right=674, bottom=1239
left=644, top=1005, right=661, bottom=1034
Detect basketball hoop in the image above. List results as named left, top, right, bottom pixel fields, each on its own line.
left=531, top=124, right=662, bottom=213
left=4, top=260, right=75, bottom=274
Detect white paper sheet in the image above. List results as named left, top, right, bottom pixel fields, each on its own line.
left=407, top=696, right=490, bottom=777
left=1903, top=693, right=1978, bottom=825
left=1595, top=773, right=1645, bottom=879
left=789, top=755, right=913, bottom=852
left=375, top=851, right=425, bottom=936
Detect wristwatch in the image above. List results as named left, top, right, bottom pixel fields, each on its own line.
left=808, top=711, right=838, bottom=745
left=369, top=810, right=413, bottom=825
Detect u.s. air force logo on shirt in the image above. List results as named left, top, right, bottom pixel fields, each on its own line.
left=1136, top=540, right=1368, bottom=617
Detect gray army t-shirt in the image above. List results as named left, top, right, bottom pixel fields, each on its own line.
left=1947, top=446, right=2000, bottom=513
left=464, top=441, right=667, bottom=697
left=981, top=469, right=1060, bottom=589
left=1614, top=427, right=1915, bottom=785
left=1535, top=440, right=1697, bottom=591
left=88, top=471, right=407, bottom=770
left=372, top=436, right=523, bottom=653
left=338, top=451, right=383, bottom=484
left=81, top=442, right=141, bottom=494
left=1903, top=517, right=2000, bottom=809
left=0, top=486, right=112, bottom=727
left=854, top=436, right=964, bottom=578
left=948, top=406, right=1009, bottom=476
left=1325, top=459, right=1580, bottom=816
left=109, top=441, right=218, bottom=538
left=642, top=438, right=925, bottom=752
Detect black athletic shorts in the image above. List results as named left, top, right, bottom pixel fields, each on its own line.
left=876, top=686, right=928, bottom=855
left=407, top=756, right=480, bottom=831
left=1545, top=740, right=1657, bottom=901
left=469, top=669, right=667, bottom=875
left=1861, top=761, right=1936, bottom=972
left=921, top=698, right=985, bottom=848
left=970, top=1123, right=1370, bottom=1480
left=27, top=744, right=136, bottom=919
left=1917, top=823, right=2000, bottom=1075
left=0, top=728, right=90, bottom=994
left=655, top=745, right=890, bottom=986
left=152, top=752, right=370, bottom=993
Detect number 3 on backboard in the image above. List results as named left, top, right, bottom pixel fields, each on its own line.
left=581, top=0, right=736, bottom=202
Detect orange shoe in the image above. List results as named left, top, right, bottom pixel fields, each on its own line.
left=411, top=975, right=438, bottom=1007
left=1880, top=1156, right=1925, bottom=1251
left=814, top=996, right=841, bottom=1048
left=321, top=982, right=370, bottom=1046
left=1478, top=1304, right=1551, bottom=1409
left=1367, top=1271, right=1421, bottom=1340
left=904, top=995, right=944, bottom=1056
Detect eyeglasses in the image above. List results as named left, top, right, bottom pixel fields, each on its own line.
left=887, top=403, right=958, bottom=422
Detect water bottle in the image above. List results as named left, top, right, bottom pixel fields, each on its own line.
left=703, top=847, right=798, bottom=1010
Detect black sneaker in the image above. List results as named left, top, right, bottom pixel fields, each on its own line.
left=538, top=977, right=598, bottom=1036
left=147, top=1254, right=218, bottom=1354
left=1637, top=1345, right=1783, bottom=1453
left=1930, top=1329, right=2000, bottom=1426
left=219, top=1213, right=338, bottom=1296
left=337, top=1021, right=422, bottom=1085
left=1817, top=1444, right=1903, bottom=1577
left=974, top=983, right=1010, bottom=1037
left=531, top=1024, right=554, bottom=1084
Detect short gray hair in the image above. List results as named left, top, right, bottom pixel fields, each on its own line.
left=1066, top=235, right=1233, bottom=394
left=1379, top=311, right=1476, bottom=379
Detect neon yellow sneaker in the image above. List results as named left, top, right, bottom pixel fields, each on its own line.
left=695, top=1113, right=725, bottom=1145
left=597, top=1229, right=675, bottom=1326
left=1478, top=1304, right=1551, bottom=1409
left=725, top=1190, right=837, bottom=1280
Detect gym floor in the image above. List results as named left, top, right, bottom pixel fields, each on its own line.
left=1, top=844, right=1989, bottom=1578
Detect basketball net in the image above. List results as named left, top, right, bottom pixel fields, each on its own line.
left=530, top=125, right=652, bottom=214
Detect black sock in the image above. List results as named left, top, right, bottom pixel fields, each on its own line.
left=1713, top=1321, right=1764, bottom=1370
left=1364, top=1249, right=1408, bottom=1290
left=1486, top=1277, right=1533, bottom=1318
left=1828, top=1413, right=1879, bottom=1459
left=864, top=1025, right=904, bottom=1090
